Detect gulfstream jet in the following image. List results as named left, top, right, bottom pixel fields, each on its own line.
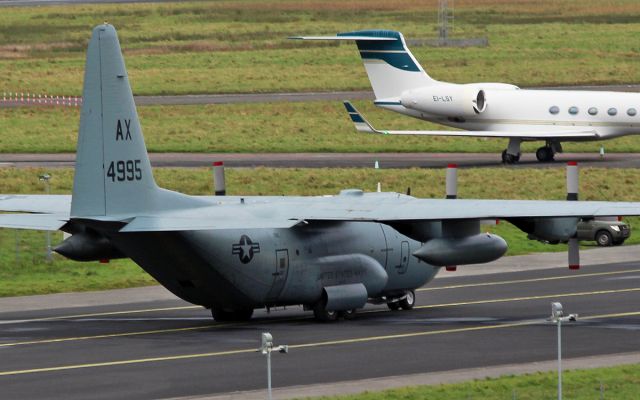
left=294, top=30, right=640, bottom=164
left=2, top=25, right=640, bottom=322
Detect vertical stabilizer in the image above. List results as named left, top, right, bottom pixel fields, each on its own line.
left=338, top=30, right=436, bottom=99
left=71, top=24, right=166, bottom=218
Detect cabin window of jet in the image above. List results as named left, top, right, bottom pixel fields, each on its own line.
left=608, top=108, right=618, bottom=116
left=549, top=106, right=559, bottom=114
left=569, top=106, right=579, bottom=115
left=588, top=107, right=598, bottom=116
left=628, top=108, right=637, bottom=116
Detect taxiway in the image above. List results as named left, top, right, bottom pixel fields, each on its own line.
left=1, top=258, right=639, bottom=399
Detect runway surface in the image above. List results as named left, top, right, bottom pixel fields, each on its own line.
left=1, top=261, right=639, bottom=399
left=0, top=152, right=638, bottom=169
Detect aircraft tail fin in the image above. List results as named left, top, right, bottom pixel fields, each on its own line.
left=293, top=30, right=436, bottom=99
left=71, top=24, right=202, bottom=218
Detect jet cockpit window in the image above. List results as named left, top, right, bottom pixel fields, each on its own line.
left=588, top=107, right=598, bottom=116
left=627, top=108, right=637, bottom=116
left=568, top=106, right=579, bottom=115
left=549, top=106, right=559, bottom=115
left=608, top=108, right=618, bottom=116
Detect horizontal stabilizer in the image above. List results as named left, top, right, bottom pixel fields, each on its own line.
left=0, top=214, right=68, bottom=231
left=343, top=101, right=600, bottom=139
left=0, top=195, right=71, bottom=214
left=289, top=36, right=395, bottom=41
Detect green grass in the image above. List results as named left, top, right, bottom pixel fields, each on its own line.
left=1, top=166, right=639, bottom=296
left=2, top=1, right=640, bottom=95
left=6, top=101, right=640, bottom=153
left=302, top=363, right=640, bottom=399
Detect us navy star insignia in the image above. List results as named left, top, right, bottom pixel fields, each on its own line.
left=232, top=235, right=260, bottom=264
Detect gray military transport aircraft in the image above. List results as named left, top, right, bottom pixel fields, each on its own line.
left=1, top=24, right=640, bottom=322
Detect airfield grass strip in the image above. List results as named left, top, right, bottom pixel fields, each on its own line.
left=1, top=166, right=639, bottom=297
left=303, top=363, right=640, bottom=400
left=1, top=1, right=640, bottom=95
left=5, top=102, right=640, bottom=153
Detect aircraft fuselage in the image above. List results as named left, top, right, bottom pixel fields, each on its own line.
left=107, top=221, right=436, bottom=312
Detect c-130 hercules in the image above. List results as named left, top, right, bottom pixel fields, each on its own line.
left=1, top=25, right=640, bottom=322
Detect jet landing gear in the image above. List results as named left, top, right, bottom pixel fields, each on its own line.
left=501, top=150, right=521, bottom=164
left=535, top=142, right=561, bottom=163
left=501, top=138, right=522, bottom=164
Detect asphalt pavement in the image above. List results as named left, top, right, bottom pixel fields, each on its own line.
left=1, top=249, right=639, bottom=400
left=1, top=151, right=638, bottom=169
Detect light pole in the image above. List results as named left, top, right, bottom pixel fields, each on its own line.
left=549, top=302, right=578, bottom=400
left=259, top=332, right=288, bottom=400
left=38, top=173, right=52, bottom=262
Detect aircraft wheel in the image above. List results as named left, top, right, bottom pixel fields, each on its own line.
left=398, top=290, right=416, bottom=310
left=536, top=146, right=555, bottom=162
left=339, top=309, right=357, bottom=320
left=595, top=230, right=613, bottom=247
left=501, top=150, right=520, bottom=164
left=211, top=307, right=254, bottom=322
left=387, top=302, right=401, bottom=311
left=313, top=301, right=338, bottom=322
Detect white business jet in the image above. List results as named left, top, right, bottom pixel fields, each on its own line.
left=294, top=30, right=640, bottom=163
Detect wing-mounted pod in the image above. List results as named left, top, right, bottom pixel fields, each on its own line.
left=508, top=217, right=579, bottom=243
left=390, top=219, right=507, bottom=266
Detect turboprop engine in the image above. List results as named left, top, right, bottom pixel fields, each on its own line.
left=509, top=217, right=579, bottom=243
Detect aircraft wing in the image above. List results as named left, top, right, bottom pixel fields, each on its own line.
left=0, top=194, right=637, bottom=232
left=344, top=101, right=600, bottom=139
left=291, top=197, right=640, bottom=222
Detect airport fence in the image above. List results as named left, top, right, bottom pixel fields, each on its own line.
left=1, top=92, right=82, bottom=107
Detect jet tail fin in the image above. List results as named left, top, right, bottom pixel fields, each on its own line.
left=293, top=30, right=436, bottom=99
left=71, top=24, right=203, bottom=218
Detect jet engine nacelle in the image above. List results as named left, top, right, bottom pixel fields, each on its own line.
left=412, top=233, right=507, bottom=266
left=509, top=217, right=579, bottom=243
left=400, top=84, right=488, bottom=117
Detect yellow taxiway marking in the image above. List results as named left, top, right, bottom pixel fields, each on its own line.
left=7, top=268, right=637, bottom=324
left=1, top=305, right=200, bottom=324
left=2, top=287, right=639, bottom=349
left=419, top=268, right=640, bottom=292
left=0, top=310, right=638, bottom=377
left=414, top=287, right=640, bottom=310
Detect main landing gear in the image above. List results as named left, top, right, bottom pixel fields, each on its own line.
left=386, top=290, right=416, bottom=311
left=502, top=139, right=562, bottom=164
left=535, top=145, right=555, bottom=162
left=501, top=150, right=520, bottom=164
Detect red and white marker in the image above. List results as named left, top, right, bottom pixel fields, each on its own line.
left=213, top=161, right=226, bottom=196
left=566, top=161, right=580, bottom=269
left=446, top=163, right=457, bottom=199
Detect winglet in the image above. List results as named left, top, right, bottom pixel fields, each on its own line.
left=343, top=101, right=384, bottom=134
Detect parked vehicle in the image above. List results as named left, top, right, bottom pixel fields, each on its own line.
left=576, top=219, right=630, bottom=246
